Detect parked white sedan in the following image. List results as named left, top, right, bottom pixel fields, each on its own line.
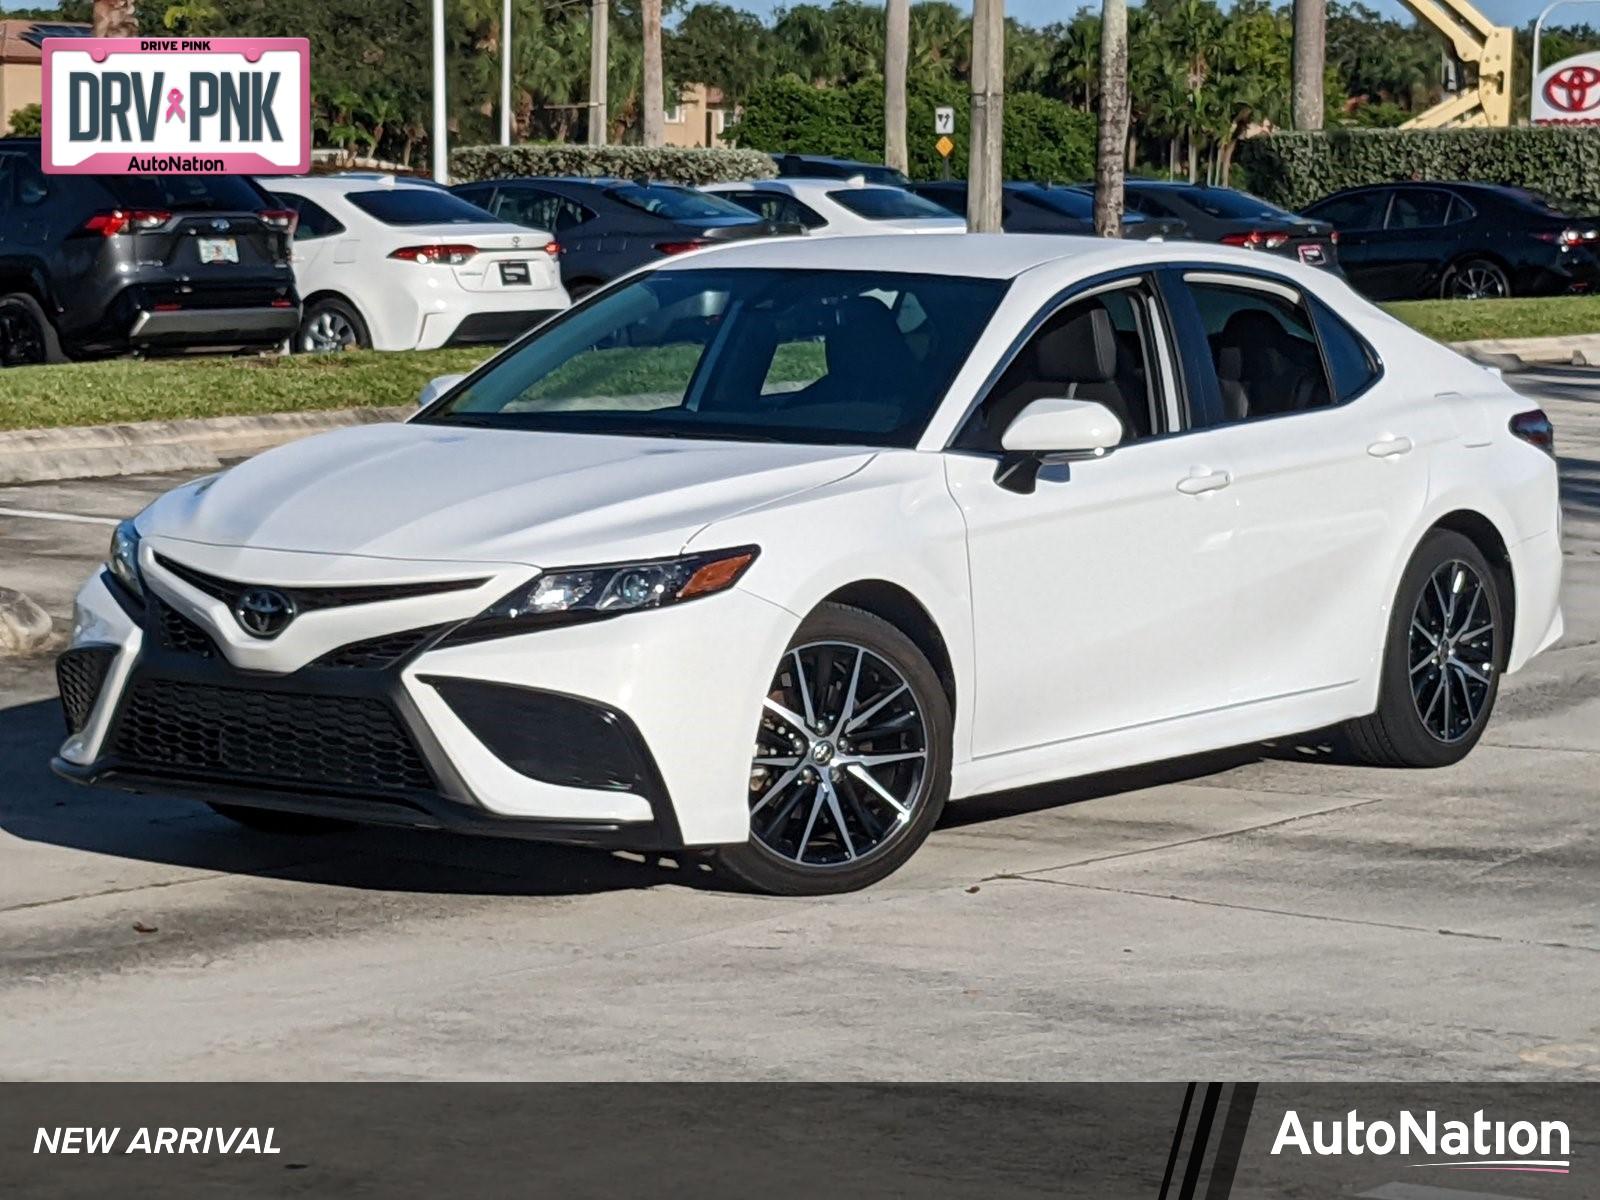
left=54, top=236, right=1562, bottom=895
left=703, top=177, right=965, bottom=237
left=259, top=173, right=570, bottom=352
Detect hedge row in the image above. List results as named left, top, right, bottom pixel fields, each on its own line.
left=449, top=144, right=777, bottom=185
left=731, top=76, right=1095, bottom=184
left=1236, top=126, right=1600, bottom=213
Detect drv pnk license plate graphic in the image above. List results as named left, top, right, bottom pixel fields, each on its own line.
left=41, top=37, right=310, bottom=175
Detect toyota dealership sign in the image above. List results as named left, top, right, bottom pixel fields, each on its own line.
left=1533, top=50, right=1600, bottom=124
left=41, top=37, right=310, bottom=174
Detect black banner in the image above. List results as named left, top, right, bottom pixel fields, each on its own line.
left=1, top=1083, right=1594, bottom=1198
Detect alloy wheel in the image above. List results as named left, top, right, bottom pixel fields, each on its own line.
left=1447, top=264, right=1508, bottom=301
left=301, top=309, right=359, bottom=352
left=0, top=304, right=47, bottom=367
left=748, top=640, right=929, bottom=869
left=1409, top=559, right=1496, bottom=743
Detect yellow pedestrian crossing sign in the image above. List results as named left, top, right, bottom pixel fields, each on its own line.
left=936, top=135, right=955, bottom=158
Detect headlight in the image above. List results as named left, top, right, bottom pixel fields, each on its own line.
left=107, top=519, right=143, bottom=599
left=450, top=546, right=758, bottom=642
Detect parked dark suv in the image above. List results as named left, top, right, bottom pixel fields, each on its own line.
left=451, top=177, right=795, bottom=298
left=0, top=139, right=298, bottom=363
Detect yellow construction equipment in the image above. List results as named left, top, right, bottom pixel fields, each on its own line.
left=1399, top=0, right=1515, bottom=127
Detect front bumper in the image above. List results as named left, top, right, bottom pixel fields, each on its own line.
left=54, top=551, right=792, bottom=850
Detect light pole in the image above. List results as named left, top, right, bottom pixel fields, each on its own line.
left=432, top=0, right=448, bottom=182
left=500, top=0, right=512, bottom=145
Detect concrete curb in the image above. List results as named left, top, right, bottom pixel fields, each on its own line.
left=0, top=587, right=54, bottom=656
left=0, top=406, right=409, bottom=486
left=1449, top=333, right=1600, bottom=370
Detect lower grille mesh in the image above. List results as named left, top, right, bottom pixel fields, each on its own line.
left=57, top=646, right=117, bottom=732
left=111, top=677, right=433, bottom=793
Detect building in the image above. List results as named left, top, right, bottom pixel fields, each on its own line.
left=662, top=83, right=732, bottom=149
left=0, top=20, right=92, bottom=134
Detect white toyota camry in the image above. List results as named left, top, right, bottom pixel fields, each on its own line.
left=54, top=235, right=1563, bottom=894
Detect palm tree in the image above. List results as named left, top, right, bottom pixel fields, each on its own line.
left=1095, top=0, right=1128, bottom=237
left=885, top=0, right=909, bottom=174
left=641, top=0, right=664, bottom=145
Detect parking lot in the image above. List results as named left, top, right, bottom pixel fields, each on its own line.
left=0, top=364, right=1596, bottom=1082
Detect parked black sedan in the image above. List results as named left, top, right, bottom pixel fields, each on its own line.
left=1106, top=181, right=1338, bottom=269
left=450, top=177, right=796, bottom=297
left=908, top=181, right=1188, bottom=240
left=1302, top=182, right=1600, bottom=300
left=771, top=153, right=912, bottom=187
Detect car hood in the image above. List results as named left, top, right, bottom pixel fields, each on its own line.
left=139, top=421, right=875, bottom=568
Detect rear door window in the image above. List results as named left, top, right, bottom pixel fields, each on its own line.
left=494, top=187, right=593, bottom=232
left=1305, top=190, right=1390, bottom=231
left=1180, top=274, right=1333, bottom=426
left=1386, top=190, right=1452, bottom=229
left=272, top=192, right=345, bottom=240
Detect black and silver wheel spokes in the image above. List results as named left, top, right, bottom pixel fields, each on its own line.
left=302, top=310, right=358, bottom=353
left=0, top=307, right=45, bottom=367
left=1451, top=265, right=1506, bottom=301
left=749, top=640, right=928, bottom=868
left=1408, top=559, right=1496, bottom=743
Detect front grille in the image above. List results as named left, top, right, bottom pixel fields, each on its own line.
left=314, top=625, right=447, bottom=670
left=111, top=677, right=433, bottom=794
left=57, top=646, right=117, bottom=732
left=157, top=601, right=217, bottom=657
left=154, top=555, right=487, bottom=614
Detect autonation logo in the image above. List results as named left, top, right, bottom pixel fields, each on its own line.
left=1272, top=1109, right=1572, bottom=1176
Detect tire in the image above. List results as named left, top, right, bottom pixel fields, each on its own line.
left=1440, top=258, right=1511, bottom=301
left=566, top=280, right=602, bottom=302
left=0, top=293, right=65, bottom=366
left=713, top=603, right=952, bottom=896
left=207, top=803, right=351, bottom=834
left=296, top=297, right=371, bottom=353
left=1343, top=529, right=1506, bottom=768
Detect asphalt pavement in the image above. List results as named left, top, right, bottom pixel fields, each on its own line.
left=0, top=368, right=1596, bottom=1081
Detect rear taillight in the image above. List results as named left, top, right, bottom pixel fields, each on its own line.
left=83, top=209, right=172, bottom=236
left=544, top=241, right=561, bottom=257
left=1533, top=227, right=1599, bottom=247
left=1330, top=230, right=1340, bottom=245
left=1221, top=229, right=1289, bottom=250
left=259, top=208, right=299, bottom=234
left=388, top=244, right=478, bottom=265
left=1510, top=409, right=1555, bottom=457
left=654, top=240, right=709, bottom=255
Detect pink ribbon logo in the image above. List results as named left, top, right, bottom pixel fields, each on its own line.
left=164, top=88, right=185, bottom=123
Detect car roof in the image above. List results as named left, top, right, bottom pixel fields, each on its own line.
left=710, top=178, right=898, bottom=198
left=464, top=176, right=690, bottom=189
left=260, top=173, right=440, bottom=195
left=657, top=232, right=1238, bottom=279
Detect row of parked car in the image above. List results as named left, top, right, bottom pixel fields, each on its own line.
left=0, top=137, right=1595, bottom=366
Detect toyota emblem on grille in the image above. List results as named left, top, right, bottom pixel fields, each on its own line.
left=210, top=218, right=231, bottom=232
left=234, top=587, right=296, bottom=638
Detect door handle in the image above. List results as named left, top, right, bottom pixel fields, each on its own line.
left=1367, top=436, right=1414, bottom=459
left=1176, top=469, right=1232, bottom=496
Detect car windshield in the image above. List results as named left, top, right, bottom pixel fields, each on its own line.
left=827, top=188, right=955, bottom=220
left=610, top=184, right=756, bottom=221
left=1160, top=186, right=1297, bottom=220
left=347, top=189, right=497, bottom=225
left=419, top=268, right=1007, bottom=448
left=99, top=174, right=269, bottom=211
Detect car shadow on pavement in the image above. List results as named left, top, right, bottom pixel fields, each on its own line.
left=2, top=689, right=1355, bottom=897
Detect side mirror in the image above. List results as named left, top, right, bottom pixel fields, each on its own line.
left=418, top=373, right=467, bottom=408
left=1001, top=397, right=1123, bottom=455
left=995, top=397, right=1123, bottom=494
